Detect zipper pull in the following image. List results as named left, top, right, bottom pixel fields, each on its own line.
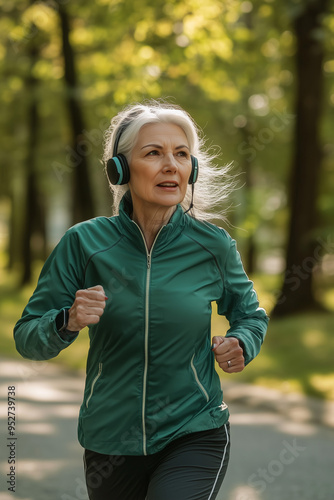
left=147, top=254, right=151, bottom=269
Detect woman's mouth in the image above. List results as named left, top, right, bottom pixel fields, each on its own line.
left=157, top=182, right=179, bottom=188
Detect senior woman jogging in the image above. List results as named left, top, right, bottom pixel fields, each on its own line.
left=14, top=101, right=269, bottom=500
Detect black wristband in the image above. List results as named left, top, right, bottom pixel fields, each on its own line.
left=55, top=308, right=79, bottom=340
left=238, top=339, right=245, bottom=354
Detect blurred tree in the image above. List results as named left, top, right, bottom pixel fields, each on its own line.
left=57, top=1, right=95, bottom=224
left=21, top=47, right=46, bottom=284
left=0, top=0, right=333, bottom=299
left=272, top=0, right=330, bottom=315
left=21, top=8, right=47, bottom=285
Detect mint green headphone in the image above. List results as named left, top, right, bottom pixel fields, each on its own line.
left=106, top=115, right=199, bottom=185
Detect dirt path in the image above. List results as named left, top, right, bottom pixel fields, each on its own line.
left=1, top=357, right=333, bottom=500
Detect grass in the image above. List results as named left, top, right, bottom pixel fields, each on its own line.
left=1, top=261, right=334, bottom=400
left=212, top=308, right=334, bottom=400
left=0, top=260, right=90, bottom=373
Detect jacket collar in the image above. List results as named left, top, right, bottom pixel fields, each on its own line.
left=117, top=191, right=186, bottom=252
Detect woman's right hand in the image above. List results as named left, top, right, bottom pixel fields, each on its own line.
left=68, top=285, right=108, bottom=332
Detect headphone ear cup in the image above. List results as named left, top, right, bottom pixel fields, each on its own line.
left=106, top=154, right=130, bottom=185
left=189, top=155, right=199, bottom=184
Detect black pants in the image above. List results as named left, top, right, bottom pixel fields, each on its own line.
left=84, top=423, right=230, bottom=500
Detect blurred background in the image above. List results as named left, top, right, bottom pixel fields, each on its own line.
left=0, top=0, right=333, bottom=401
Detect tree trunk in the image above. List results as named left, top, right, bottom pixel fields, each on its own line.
left=7, top=190, right=16, bottom=270
left=21, top=43, right=44, bottom=285
left=58, top=3, right=95, bottom=225
left=272, top=0, right=328, bottom=316
left=243, top=127, right=256, bottom=275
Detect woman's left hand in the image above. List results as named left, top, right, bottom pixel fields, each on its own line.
left=211, top=336, right=245, bottom=373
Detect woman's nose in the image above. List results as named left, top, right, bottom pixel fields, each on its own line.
left=162, top=153, right=177, bottom=171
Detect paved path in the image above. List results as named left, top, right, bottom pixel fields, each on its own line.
left=1, top=357, right=333, bottom=500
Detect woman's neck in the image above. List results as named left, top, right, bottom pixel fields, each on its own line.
left=131, top=205, right=176, bottom=251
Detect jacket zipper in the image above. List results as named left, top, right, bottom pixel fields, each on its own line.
left=132, top=221, right=164, bottom=456
left=86, top=362, right=103, bottom=408
left=191, top=354, right=209, bottom=402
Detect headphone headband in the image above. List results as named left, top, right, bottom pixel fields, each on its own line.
left=107, top=110, right=199, bottom=186
left=112, top=121, right=130, bottom=157
left=112, top=109, right=146, bottom=157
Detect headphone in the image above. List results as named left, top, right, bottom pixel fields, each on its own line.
left=106, top=115, right=199, bottom=186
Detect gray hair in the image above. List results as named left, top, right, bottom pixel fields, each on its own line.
left=102, top=100, right=234, bottom=223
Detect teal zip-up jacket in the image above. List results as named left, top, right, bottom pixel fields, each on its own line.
left=14, top=194, right=269, bottom=456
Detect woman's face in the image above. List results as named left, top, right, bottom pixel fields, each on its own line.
left=128, top=122, right=192, bottom=213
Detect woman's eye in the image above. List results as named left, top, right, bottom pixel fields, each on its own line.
left=177, top=151, right=188, bottom=157
left=147, top=150, right=159, bottom=156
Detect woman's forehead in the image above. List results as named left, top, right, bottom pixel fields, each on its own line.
left=136, top=122, right=189, bottom=145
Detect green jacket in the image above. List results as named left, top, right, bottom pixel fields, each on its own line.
left=14, top=194, right=269, bottom=456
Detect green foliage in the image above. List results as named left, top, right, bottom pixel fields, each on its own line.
left=0, top=260, right=91, bottom=371
left=221, top=312, right=334, bottom=401
left=212, top=273, right=334, bottom=401
left=1, top=0, right=333, bottom=243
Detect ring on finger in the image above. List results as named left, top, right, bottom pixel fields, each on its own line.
left=227, top=360, right=232, bottom=368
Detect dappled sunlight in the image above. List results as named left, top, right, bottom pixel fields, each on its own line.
left=227, top=485, right=261, bottom=500
left=215, top=312, right=334, bottom=403
left=231, top=412, right=283, bottom=426
left=4, top=400, right=79, bottom=423
left=284, top=405, right=321, bottom=427
left=231, top=408, right=317, bottom=437
left=253, top=377, right=304, bottom=395
left=16, top=382, right=77, bottom=402
left=277, top=421, right=317, bottom=437
left=0, top=359, right=55, bottom=382
left=19, top=422, right=55, bottom=435
left=322, top=288, right=334, bottom=310
left=224, top=381, right=285, bottom=405
left=18, top=379, right=84, bottom=403
left=54, top=404, right=81, bottom=418
left=18, top=459, right=65, bottom=481
left=323, top=402, right=334, bottom=428
left=1, top=356, right=333, bottom=499
left=302, top=329, right=326, bottom=348
left=18, top=402, right=79, bottom=423
left=11, top=361, right=55, bottom=383
left=310, top=373, right=334, bottom=400
left=223, top=379, right=334, bottom=430
left=0, top=493, right=28, bottom=500
left=0, top=358, right=86, bottom=499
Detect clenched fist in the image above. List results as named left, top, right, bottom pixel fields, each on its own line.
left=212, top=336, right=245, bottom=373
left=67, top=285, right=108, bottom=332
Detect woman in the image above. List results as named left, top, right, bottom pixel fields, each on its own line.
left=14, top=101, right=269, bottom=500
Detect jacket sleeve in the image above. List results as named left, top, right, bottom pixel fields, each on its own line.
left=13, top=229, right=85, bottom=361
left=216, top=237, right=269, bottom=365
